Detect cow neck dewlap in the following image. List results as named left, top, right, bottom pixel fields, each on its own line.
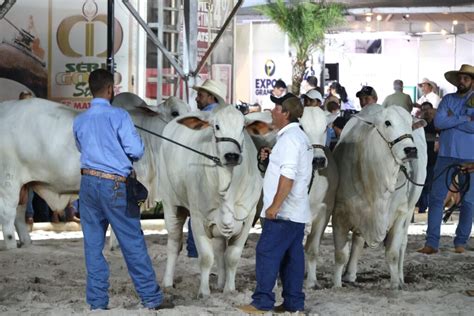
left=356, top=125, right=400, bottom=203
left=353, top=127, right=400, bottom=246
left=217, top=166, right=233, bottom=197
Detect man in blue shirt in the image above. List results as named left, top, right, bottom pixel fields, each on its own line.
left=73, top=69, right=172, bottom=310
left=193, top=78, right=227, bottom=111
left=418, top=64, right=474, bottom=255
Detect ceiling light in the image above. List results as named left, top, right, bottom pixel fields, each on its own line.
left=441, top=29, right=448, bottom=35
left=452, top=20, right=458, bottom=25
left=376, top=15, right=382, bottom=21
left=365, top=16, right=372, bottom=22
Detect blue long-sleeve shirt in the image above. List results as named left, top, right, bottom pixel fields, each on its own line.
left=202, top=102, right=218, bottom=112
left=434, top=91, right=474, bottom=159
left=73, top=98, right=144, bottom=177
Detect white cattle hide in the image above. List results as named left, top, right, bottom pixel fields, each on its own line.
left=299, top=107, right=339, bottom=289
left=332, top=104, right=426, bottom=289
left=0, top=95, right=188, bottom=250
left=158, top=105, right=262, bottom=296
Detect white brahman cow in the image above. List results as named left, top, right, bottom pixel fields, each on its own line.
left=332, top=104, right=427, bottom=289
left=299, top=107, right=339, bottom=289
left=158, top=105, right=262, bottom=297
left=0, top=95, right=188, bottom=250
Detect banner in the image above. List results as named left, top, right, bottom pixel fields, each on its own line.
left=251, top=53, right=292, bottom=110
left=0, top=0, right=131, bottom=109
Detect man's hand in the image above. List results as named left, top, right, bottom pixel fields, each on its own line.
left=258, top=147, right=271, bottom=162
left=461, top=162, right=474, bottom=173
left=265, top=205, right=279, bottom=220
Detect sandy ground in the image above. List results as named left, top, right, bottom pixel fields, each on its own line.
left=1, top=213, right=474, bottom=315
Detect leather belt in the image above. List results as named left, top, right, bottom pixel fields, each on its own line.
left=81, top=169, right=126, bottom=182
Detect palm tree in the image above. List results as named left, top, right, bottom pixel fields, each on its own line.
left=258, top=0, right=345, bottom=95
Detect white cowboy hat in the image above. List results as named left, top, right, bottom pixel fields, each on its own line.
left=444, top=64, right=474, bottom=86
left=301, top=89, right=323, bottom=102
left=417, top=78, right=438, bottom=89
left=192, top=79, right=227, bottom=106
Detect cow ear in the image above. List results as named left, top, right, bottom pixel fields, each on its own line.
left=177, top=116, right=210, bottom=130
left=412, top=119, right=427, bottom=130
left=246, top=121, right=273, bottom=136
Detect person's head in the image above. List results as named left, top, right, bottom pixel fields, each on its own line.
left=19, top=90, right=33, bottom=100
left=420, top=101, right=435, bottom=121
left=272, top=79, right=287, bottom=97
left=332, top=116, right=348, bottom=138
left=418, top=78, right=436, bottom=96
left=329, top=82, right=348, bottom=103
left=356, top=86, right=378, bottom=108
left=326, top=101, right=340, bottom=114
left=270, top=93, right=302, bottom=129
left=393, top=79, right=403, bottom=92
left=301, top=89, right=322, bottom=108
left=193, top=79, right=227, bottom=110
left=306, top=76, right=318, bottom=88
left=88, top=69, right=115, bottom=100
left=444, top=64, right=474, bottom=95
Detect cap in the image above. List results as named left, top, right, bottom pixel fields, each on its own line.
left=301, top=89, right=323, bottom=102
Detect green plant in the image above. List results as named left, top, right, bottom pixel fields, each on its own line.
left=257, top=0, right=345, bottom=94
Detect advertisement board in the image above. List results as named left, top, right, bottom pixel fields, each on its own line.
left=252, top=53, right=292, bottom=110
left=0, top=0, right=131, bottom=109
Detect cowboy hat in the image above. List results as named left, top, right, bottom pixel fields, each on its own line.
left=192, top=79, right=227, bottom=105
left=417, top=78, right=437, bottom=88
left=444, top=64, right=474, bottom=86
left=301, top=89, right=323, bottom=102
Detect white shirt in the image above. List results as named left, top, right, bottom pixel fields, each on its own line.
left=417, top=91, right=441, bottom=108
left=261, top=123, right=313, bottom=223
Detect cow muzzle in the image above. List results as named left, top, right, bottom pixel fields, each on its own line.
left=224, top=152, right=242, bottom=166
left=403, top=146, right=418, bottom=160
left=312, top=157, right=326, bottom=170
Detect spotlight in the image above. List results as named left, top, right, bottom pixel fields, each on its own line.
left=366, top=16, right=372, bottom=22
left=376, top=15, right=382, bottom=21
left=453, top=20, right=458, bottom=25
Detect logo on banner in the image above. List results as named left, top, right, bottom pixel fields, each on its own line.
left=255, top=59, right=278, bottom=96
left=56, top=0, right=123, bottom=57
left=264, top=59, right=275, bottom=76
left=54, top=0, right=124, bottom=100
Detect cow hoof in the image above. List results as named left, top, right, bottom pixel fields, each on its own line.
left=197, top=291, right=210, bottom=299
left=17, top=241, right=32, bottom=248
left=342, top=274, right=356, bottom=283
left=312, top=282, right=323, bottom=290
left=223, top=289, right=236, bottom=295
left=390, top=283, right=403, bottom=290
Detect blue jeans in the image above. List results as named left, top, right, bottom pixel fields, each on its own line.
left=25, top=188, right=34, bottom=218
left=79, top=175, right=163, bottom=310
left=251, top=219, right=305, bottom=312
left=417, top=165, right=434, bottom=213
left=425, top=157, right=474, bottom=249
left=186, top=219, right=198, bottom=257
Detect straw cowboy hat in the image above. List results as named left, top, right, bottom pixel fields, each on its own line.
left=417, top=78, right=438, bottom=89
left=192, top=79, right=227, bottom=105
left=444, top=64, right=474, bottom=86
